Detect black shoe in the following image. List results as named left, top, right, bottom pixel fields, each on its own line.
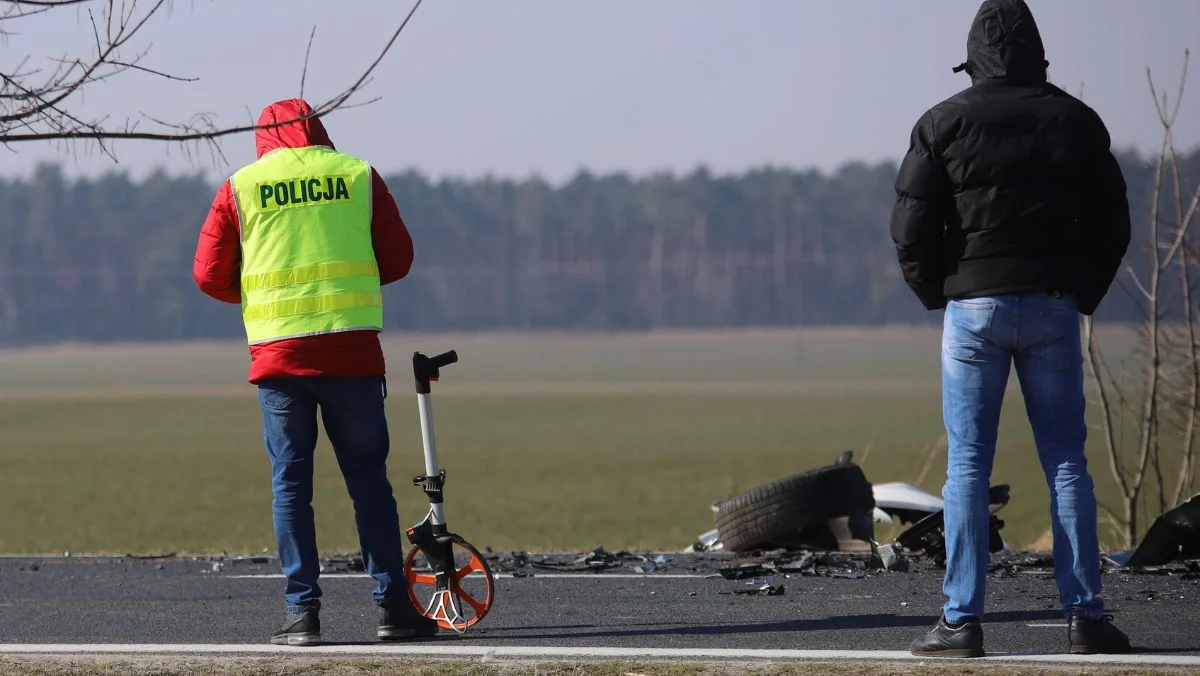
left=377, top=600, right=440, bottom=640
left=1069, top=614, right=1132, bottom=654
left=910, top=614, right=985, bottom=658
left=270, top=608, right=321, bottom=646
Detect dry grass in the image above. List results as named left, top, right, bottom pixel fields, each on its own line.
left=0, top=325, right=1170, bottom=554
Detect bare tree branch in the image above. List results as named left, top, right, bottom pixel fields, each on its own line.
left=1087, top=49, right=1197, bottom=547
left=1125, top=264, right=1154, bottom=300
left=4, top=1, right=93, bottom=6
left=299, top=24, right=316, bottom=100
left=1, top=0, right=424, bottom=161
left=1160, top=51, right=1200, bottom=505
left=1129, top=110, right=1169, bottom=533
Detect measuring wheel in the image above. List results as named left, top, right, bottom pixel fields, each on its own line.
left=403, top=532, right=495, bottom=632
left=402, top=349, right=497, bottom=634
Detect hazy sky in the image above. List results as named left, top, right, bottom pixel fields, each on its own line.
left=2, top=0, right=1197, bottom=185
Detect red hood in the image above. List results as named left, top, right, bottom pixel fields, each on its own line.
left=255, top=98, right=335, bottom=158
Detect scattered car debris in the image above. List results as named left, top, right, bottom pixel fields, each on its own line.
left=734, top=582, right=785, bottom=596
left=1105, top=493, right=1200, bottom=568
left=685, top=528, right=723, bottom=553
left=987, top=553, right=1054, bottom=577
left=716, top=550, right=894, bottom=580
left=893, top=484, right=1011, bottom=566
left=147, top=480, right=1200, bottom=594
left=527, top=546, right=627, bottom=573
left=319, top=556, right=366, bottom=573
left=1101, top=559, right=1199, bottom=578
left=876, top=543, right=909, bottom=572
left=698, top=451, right=1012, bottom=567
left=686, top=453, right=1192, bottom=583
left=871, top=482, right=946, bottom=526
left=228, top=555, right=273, bottom=565
left=479, top=547, right=698, bottom=577
left=777, top=552, right=816, bottom=573
left=718, top=562, right=777, bottom=580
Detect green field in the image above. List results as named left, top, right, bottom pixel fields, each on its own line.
left=0, top=325, right=1179, bottom=555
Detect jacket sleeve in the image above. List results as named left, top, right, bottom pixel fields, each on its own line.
left=193, top=180, right=243, bottom=304
left=890, top=111, right=951, bottom=311
left=370, top=168, right=415, bottom=286
left=1078, top=110, right=1132, bottom=315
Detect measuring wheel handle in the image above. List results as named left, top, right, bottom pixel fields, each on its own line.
left=403, top=349, right=496, bottom=634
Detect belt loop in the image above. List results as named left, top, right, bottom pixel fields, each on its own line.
left=381, top=376, right=388, bottom=400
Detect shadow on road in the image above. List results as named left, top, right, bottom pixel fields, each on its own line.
left=1126, top=646, right=1200, bottom=655
left=501, top=610, right=1063, bottom=641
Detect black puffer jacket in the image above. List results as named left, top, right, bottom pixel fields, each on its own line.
left=889, top=0, right=1131, bottom=315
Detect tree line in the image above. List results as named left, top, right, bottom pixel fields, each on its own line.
left=0, top=148, right=1196, bottom=347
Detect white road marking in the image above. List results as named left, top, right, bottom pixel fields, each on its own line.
left=1026, top=623, right=1070, bottom=628
left=0, top=644, right=1198, bottom=666
left=223, top=573, right=709, bottom=580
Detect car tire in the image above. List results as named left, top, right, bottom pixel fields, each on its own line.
left=713, top=462, right=876, bottom=553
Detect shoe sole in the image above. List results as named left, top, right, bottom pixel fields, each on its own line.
left=910, top=648, right=985, bottom=658
left=270, top=632, right=321, bottom=647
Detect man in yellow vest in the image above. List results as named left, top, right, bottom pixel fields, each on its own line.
left=193, top=98, right=438, bottom=645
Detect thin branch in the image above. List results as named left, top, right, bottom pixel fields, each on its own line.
left=1155, top=54, right=1199, bottom=274
left=1130, top=127, right=1169, bottom=519
left=2, top=0, right=94, bottom=6
left=106, top=59, right=198, bottom=82
left=1114, top=273, right=1153, bottom=323
left=315, top=0, right=423, bottom=113
left=1125, top=264, right=1154, bottom=300
left=0, top=3, right=69, bottom=21
left=1166, top=49, right=1189, bottom=127
left=299, top=24, right=316, bottom=99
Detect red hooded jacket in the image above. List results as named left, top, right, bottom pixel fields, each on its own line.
left=193, top=99, right=414, bottom=383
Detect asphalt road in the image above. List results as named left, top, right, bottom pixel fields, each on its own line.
left=1, top=549, right=1197, bottom=661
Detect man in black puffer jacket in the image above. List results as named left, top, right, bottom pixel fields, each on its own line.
left=890, top=0, right=1132, bottom=658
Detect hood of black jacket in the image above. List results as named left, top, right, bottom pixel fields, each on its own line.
left=954, top=0, right=1049, bottom=83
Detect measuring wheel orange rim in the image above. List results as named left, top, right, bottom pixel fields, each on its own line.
left=403, top=534, right=495, bottom=631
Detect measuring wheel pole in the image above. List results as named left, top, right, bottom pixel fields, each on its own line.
left=408, top=349, right=460, bottom=587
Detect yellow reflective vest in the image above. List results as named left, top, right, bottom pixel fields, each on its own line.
left=229, top=145, right=383, bottom=345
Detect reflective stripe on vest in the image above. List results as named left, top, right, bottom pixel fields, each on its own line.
left=230, top=145, right=383, bottom=345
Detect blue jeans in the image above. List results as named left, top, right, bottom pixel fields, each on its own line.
left=257, top=375, right=406, bottom=614
left=940, top=292, right=1104, bottom=624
